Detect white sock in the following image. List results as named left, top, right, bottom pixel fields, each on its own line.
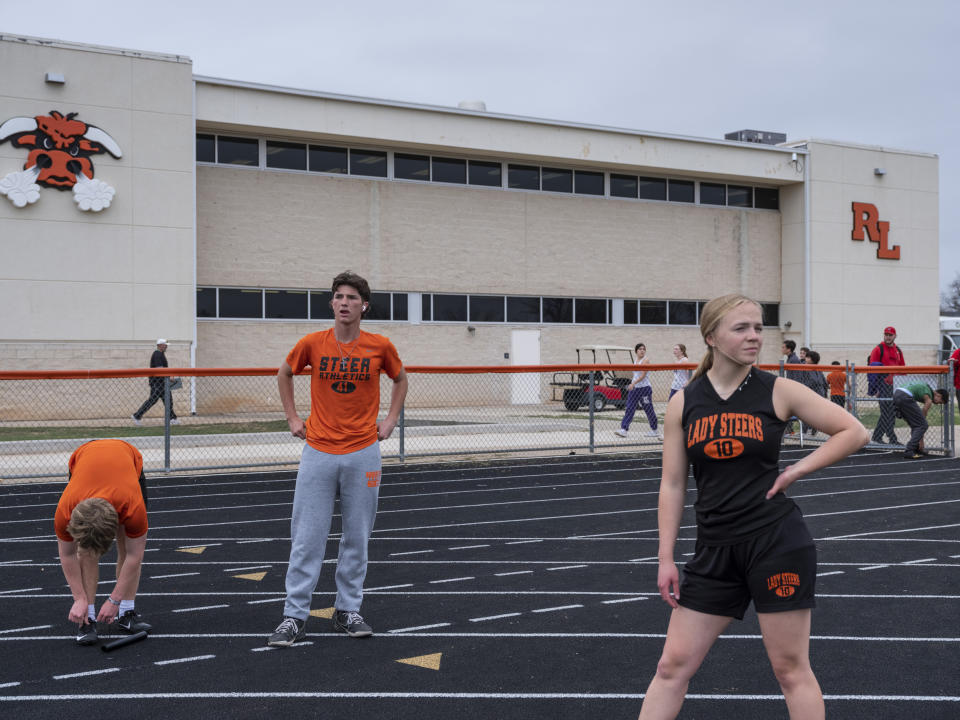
left=87, top=604, right=95, bottom=621
left=119, top=600, right=134, bottom=614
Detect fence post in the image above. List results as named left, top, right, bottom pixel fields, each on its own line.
left=398, top=405, right=405, bottom=462
left=588, top=370, right=595, bottom=453
left=848, top=362, right=857, bottom=419
left=163, top=377, right=172, bottom=472
left=948, top=360, right=956, bottom=457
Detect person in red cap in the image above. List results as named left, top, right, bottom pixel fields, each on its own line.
left=949, top=346, right=960, bottom=393
left=868, top=326, right=905, bottom=444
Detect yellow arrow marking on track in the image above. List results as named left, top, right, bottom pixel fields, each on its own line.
left=177, top=546, right=206, bottom=554
left=396, top=653, right=442, bottom=671
left=310, top=607, right=335, bottom=619
left=234, top=571, right=267, bottom=581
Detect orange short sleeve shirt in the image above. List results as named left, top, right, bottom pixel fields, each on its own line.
left=286, top=329, right=403, bottom=454
left=55, top=439, right=147, bottom=541
left=826, top=370, right=847, bottom=396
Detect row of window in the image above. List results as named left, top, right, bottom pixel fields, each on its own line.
left=196, top=134, right=780, bottom=209
left=197, top=287, right=780, bottom=327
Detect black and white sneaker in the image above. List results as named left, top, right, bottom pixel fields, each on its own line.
left=116, top=610, right=152, bottom=634
left=76, top=619, right=98, bottom=645
left=267, top=616, right=306, bottom=647
left=332, top=610, right=372, bottom=638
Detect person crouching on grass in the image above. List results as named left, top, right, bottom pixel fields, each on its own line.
left=55, top=439, right=152, bottom=645
left=637, top=294, right=869, bottom=720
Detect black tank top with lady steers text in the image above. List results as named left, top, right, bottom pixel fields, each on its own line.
left=681, top=366, right=795, bottom=545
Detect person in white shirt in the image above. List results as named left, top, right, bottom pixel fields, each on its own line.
left=615, top=343, right=661, bottom=438
left=669, top=344, right=691, bottom=400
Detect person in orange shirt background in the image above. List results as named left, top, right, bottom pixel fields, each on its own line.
left=55, top=439, right=153, bottom=645
left=827, top=361, right=847, bottom=409
left=268, top=271, right=407, bottom=647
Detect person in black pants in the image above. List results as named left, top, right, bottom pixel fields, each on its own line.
left=132, top=339, right=177, bottom=425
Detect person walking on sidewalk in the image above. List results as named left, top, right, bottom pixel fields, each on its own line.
left=268, top=271, right=407, bottom=647
left=892, top=382, right=947, bottom=460
left=132, top=339, right=178, bottom=425
left=615, top=343, right=660, bottom=439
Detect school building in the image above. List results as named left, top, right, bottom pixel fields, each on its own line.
left=0, top=34, right=942, bottom=386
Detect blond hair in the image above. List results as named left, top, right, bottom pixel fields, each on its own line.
left=692, top=294, right=763, bottom=381
left=66, top=498, right=118, bottom=555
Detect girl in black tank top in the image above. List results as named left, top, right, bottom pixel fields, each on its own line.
left=637, top=294, right=869, bottom=720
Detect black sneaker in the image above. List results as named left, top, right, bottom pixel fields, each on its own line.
left=116, top=610, right=152, bottom=634
left=76, top=619, right=98, bottom=645
left=332, top=610, right=373, bottom=638
left=267, top=616, right=306, bottom=647
left=903, top=451, right=924, bottom=460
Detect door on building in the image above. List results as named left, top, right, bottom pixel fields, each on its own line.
left=510, top=330, right=541, bottom=404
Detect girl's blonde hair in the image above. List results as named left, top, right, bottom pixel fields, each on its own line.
left=692, top=294, right=763, bottom=380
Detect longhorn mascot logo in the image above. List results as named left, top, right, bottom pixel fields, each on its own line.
left=0, top=110, right=122, bottom=212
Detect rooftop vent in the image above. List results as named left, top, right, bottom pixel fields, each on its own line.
left=725, top=129, right=786, bottom=145
left=457, top=100, right=487, bottom=112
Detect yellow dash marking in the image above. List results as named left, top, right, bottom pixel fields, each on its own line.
left=234, top=572, right=267, bottom=582
left=396, top=653, right=442, bottom=671
left=309, top=607, right=335, bottom=619
left=177, top=547, right=206, bottom=555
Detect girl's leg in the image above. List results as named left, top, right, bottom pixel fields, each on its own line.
left=757, top=609, right=823, bottom=720
left=621, top=388, right=640, bottom=430
left=639, top=387, right=658, bottom=429
left=638, top=606, right=732, bottom=720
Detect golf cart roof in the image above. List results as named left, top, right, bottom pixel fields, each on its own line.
left=576, top=345, right=635, bottom=352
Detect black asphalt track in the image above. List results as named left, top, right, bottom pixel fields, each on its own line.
left=1, top=448, right=958, bottom=720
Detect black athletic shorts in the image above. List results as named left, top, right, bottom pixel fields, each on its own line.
left=678, top=506, right=816, bottom=620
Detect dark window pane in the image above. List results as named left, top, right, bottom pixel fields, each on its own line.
left=197, top=287, right=216, bottom=317
left=610, top=174, right=638, bottom=198
left=265, top=141, right=306, bottom=171
left=542, top=297, right=573, bottom=323
left=350, top=149, right=387, bottom=177
left=217, top=137, right=258, bottom=166
left=393, top=293, right=408, bottom=321
left=365, top=292, right=392, bottom=320
left=309, top=146, right=348, bottom=174
left=668, top=179, right=694, bottom=203
left=638, top=176, right=667, bottom=201
left=541, top=167, right=572, bottom=193
left=697, top=301, right=707, bottom=321
left=432, top=157, right=466, bottom=184
left=507, top=296, right=540, bottom=322
left=700, top=182, right=726, bottom=206
left=265, top=289, right=307, bottom=319
left=727, top=185, right=752, bottom=207
left=422, top=294, right=432, bottom=322
left=196, top=134, right=215, bottom=163
left=574, top=170, right=604, bottom=196
left=310, top=291, right=334, bottom=320
left=762, top=303, right=780, bottom=326
left=623, top=300, right=638, bottom=325
left=639, top=301, right=667, bottom=324
left=468, top=160, right=502, bottom=186
left=219, top=288, right=262, bottom=318
left=575, top=298, right=607, bottom=323
left=434, top=294, right=467, bottom=321
left=469, top=296, right=504, bottom=322
left=669, top=301, right=697, bottom=325
left=508, top=164, right=539, bottom=190
left=394, top=153, right=430, bottom=181
left=754, top=187, right=779, bottom=209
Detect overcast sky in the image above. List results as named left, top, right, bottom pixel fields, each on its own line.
left=5, top=0, right=957, bottom=294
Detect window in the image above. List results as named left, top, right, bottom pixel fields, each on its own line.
left=266, top=141, right=307, bottom=171
left=421, top=294, right=432, bottom=322
left=637, top=176, right=667, bottom=201
left=393, top=293, right=408, bottom=321
left=365, top=292, right=393, bottom=320
left=727, top=185, right=752, bottom=208
left=761, top=303, right=780, bottom=326
left=542, top=297, right=573, bottom=323
left=219, top=289, right=262, bottom=318
left=468, top=160, right=502, bottom=187
left=639, top=301, right=667, bottom=324
left=432, top=157, right=466, bottom=184
left=610, top=174, right=638, bottom=199
left=217, top=137, right=258, bottom=166
left=754, top=187, right=779, bottom=210
left=350, top=149, right=387, bottom=177
left=196, top=134, right=215, bottom=163
left=700, top=182, right=726, bottom=206
left=310, top=291, right=334, bottom=320
left=470, top=295, right=505, bottom=322
left=433, top=294, right=467, bottom=321
left=574, top=170, right=604, bottom=196
left=669, top=301, right=698, bottom=325
left=508, top=164, right=540, bottom=190
left=668, top=179, right=694, bottom=203
left=575, top=298, right=607, bottom=323
left=507, top=296, right=540, bottom=322
left=541, top=167, right=572, bottom=193
left=265, top=290, right=307, bottom=319
left=623, top=299, right=638, bottom=324
left=197, top=288, right=216, bottom=317
left=394, top=153, right=430, bottom=181
left=309, top=146, right=348, bottom=174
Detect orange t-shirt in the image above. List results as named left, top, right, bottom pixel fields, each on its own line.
left=54, top=439, right=147, bottom=541
left=286, top=328, right=403, bottom=454
left=827, top=370, right=847, bottom=396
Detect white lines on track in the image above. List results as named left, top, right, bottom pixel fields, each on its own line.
left=54, top=668, right=120, bottom=680
left=0, top=587, right=41, bottom=594
left=223, top=565, right=272, bottom=572
left=389, top=550, right=434, bottom=557
left=816, top=571, right=845, bottom=577
left=236, top=539, right=274, bottom=544
left=495, top=570, right=533, bottom=577
left=0, top=625, right=51, bottom=634
left=172, top=604, right=231, bottom=613
left=601, top=597, right=648, bottom=604
left=448, top=544, right=489, bottom=550
left=149, top=572, right=200, bottom=580
left=505, top=539, right=543, bottom=545
left=246, top=598, right=284, bottom=605
left=154, top=655, right=216, bottom=666
left=0, top=682, right=19, bottom=689
left=429, top=577, right=475, bottom=584
left=365, top=584, right=414, bottom=591
left=531, top=604, right=583, bottom=613
left=902, top=558, right=938, bottom=564
left=388, top=623, right=452, bottom=633
left=469, top=612, right=522, bottom=622
left=251, top=642, right=313, bottom=652
left=546, top=565, right=588, bottom=571
left=629, top=556, right=658, bottom=562
left=820, top=522, right=960, bottom=540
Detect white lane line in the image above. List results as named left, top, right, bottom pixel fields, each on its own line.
left=223, top=566, right=272, bottom=572
left=494, top=570, right=533, bottom=577
left=0, top=682, right=20, bottom=688
left=177, top=543, right=223, bottom=549
left=531, top=604, right=584, bottom=613
left=505, top=539, right=543, bottom=545
left=429, top=577, right=475, bottom=584
left=0, top=587, right=42, bottom=595
left=816, top=571, right=845, bottom=577
left=154, top=655, right=216, bottom=666
left=0, top=625, right=52, bottom=634
left=448, top=544, right=490, bottom=550
left=236, top=539, right=273, bottom=544
left=819, top=520, right=960, bottom=540
left=172, top=604, right=231, bottom=613
left=546, top=565, right=588, bottom=571
left=54, top=668, right=121, bottom=680
left=902, top=558, right=938, bottom=565
left=366, top=584, right=414, bottom=591
left=951, top=554, right=960, bottom=559
left=629, top=556, right=658, bottom=562
left=246, top=598, right=284, bottom=605
left=601, top=597, right=648, bottom=604
left=469, top=613, right=522, bottom=622
left=389, top=550, right=434, bottom=556
left=387, top=623, right=452, bottom=633
left=149, top=572, right=201, bottom=580
left=251, top=642, right=314, bottom=652
left=858, top=565, right=889, bottom=571
left=0, top=560, right=30, bottom=565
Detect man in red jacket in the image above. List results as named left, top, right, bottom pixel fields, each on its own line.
left=950, top=347, right=960, bottom=392
left=869, top=326, right=905, bottom=444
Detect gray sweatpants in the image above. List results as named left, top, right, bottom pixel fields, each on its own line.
left=893, top=391, right=927, bottom=453
left=283, top=442, right=381, bottom=620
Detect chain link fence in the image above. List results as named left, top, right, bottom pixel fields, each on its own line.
left=1, top=363, right=954, bottom=480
